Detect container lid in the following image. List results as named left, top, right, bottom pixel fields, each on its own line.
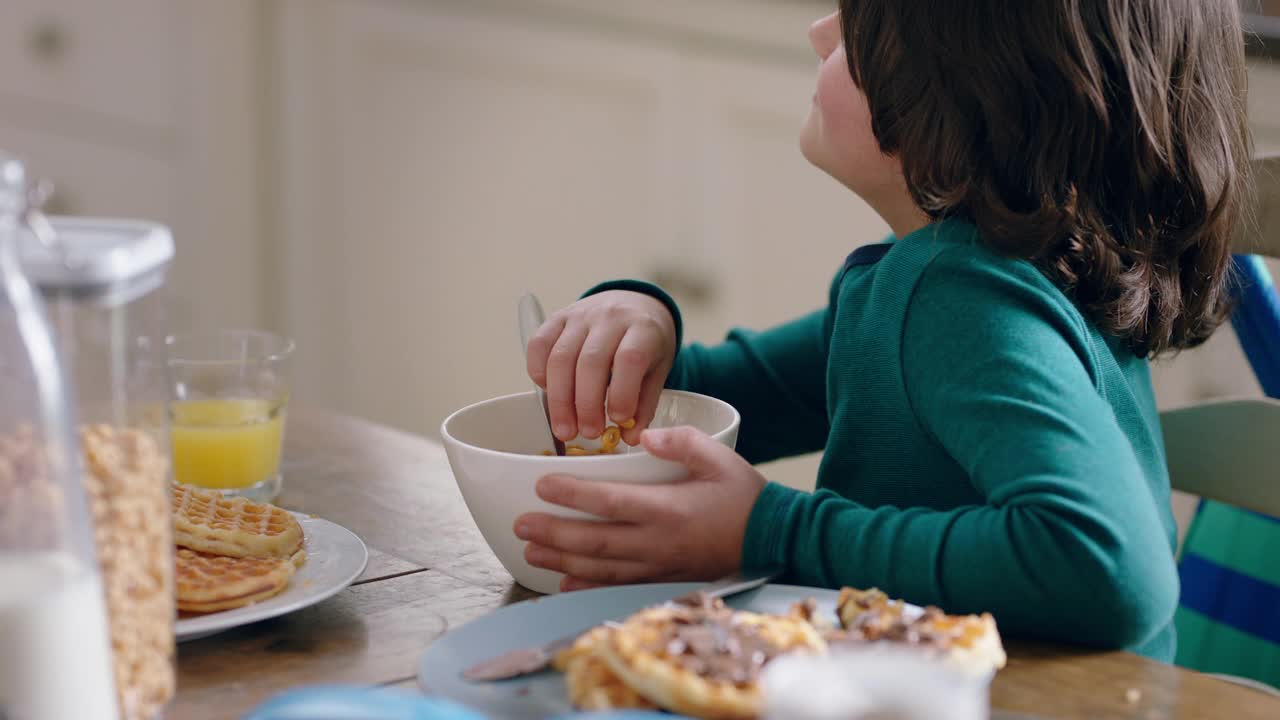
left=19, top=215, right=174, bottom=304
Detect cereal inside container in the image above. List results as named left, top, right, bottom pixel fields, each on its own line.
left=0, top=152, right=122, bottom=719
left=19, top=188, right=177, bottom=719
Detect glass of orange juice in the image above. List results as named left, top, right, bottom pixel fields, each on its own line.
left=164, top=330, right=294, bottom=502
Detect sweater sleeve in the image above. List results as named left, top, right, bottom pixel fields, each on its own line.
left=741, top=248, right=1179, bottom=651
left=583, top=280, right=831, bottom=465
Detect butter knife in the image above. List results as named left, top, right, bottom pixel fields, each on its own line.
left=518, top=291, right=565, bottom=456
left=461, top=568, right=781, bottom=682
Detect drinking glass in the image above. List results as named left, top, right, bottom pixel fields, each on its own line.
left=165, top=330, right=294, bottom=502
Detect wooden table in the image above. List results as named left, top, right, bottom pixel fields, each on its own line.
left=174, top=410, right=1280, bottom=719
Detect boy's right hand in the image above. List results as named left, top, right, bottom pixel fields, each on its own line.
left=526, top=290, right=678, bottom=444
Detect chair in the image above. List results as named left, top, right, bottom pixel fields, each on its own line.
left=1162, top=153, right=1280, bottom=694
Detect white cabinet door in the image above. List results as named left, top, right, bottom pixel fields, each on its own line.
left=0, top=0, right=265, bottom=333
left=0, top=123, right=192, bottom=322
left=677, top=54, right=890, bottom=345
left=671, top=54, right=889, bottom=490
left=276, top=0, right=685, bottom=436
left=1249, top=58, right=1280, bottom=154
left=0, top=0, right=179, bottom=131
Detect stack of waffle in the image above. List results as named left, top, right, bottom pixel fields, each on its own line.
left=171, top=484, right=306, bottom=613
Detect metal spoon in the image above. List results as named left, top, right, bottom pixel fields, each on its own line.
left=518, top=292, right=565, bottom=456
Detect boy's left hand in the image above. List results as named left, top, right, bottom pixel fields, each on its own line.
left=514, top=426, right=767, bottom=592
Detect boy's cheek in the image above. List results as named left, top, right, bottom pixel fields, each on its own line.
left=807, top=57, right=888, bottom=190
left=815, top=53, right=867, bottom=137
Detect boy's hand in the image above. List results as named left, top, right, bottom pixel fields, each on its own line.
left=513, top=426, right=767, bottom=592
left=526, top=290, right=677, bottom=444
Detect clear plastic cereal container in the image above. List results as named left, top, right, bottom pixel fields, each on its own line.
left=18, top=170, right=176, bottom=719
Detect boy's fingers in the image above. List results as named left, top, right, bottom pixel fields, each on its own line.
left=546, top=322, right=588, bottom=440
left=513, top=513, right=649, bottom=560
left=524, top=544, right=657, bottom=585
left=623, top=371, right=666, bottom=445
left=526, top=314, right=566, bottom=388
left=561, top=577, right=606, bottom=592
left=576, top=323, right=627, bottom=439
left=605, top=326, right=654, bottom=429
left=640, top=426, right=730, bottom=480
left=535, top=474, right=667, bottom=523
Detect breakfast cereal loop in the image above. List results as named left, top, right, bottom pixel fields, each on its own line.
left=544, top=419, right=635, bottom=456
left=600, top=426, right=622, bottom=454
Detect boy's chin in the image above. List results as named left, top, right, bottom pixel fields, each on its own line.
left=798, top=120, right=831, bottom=174
left=799, top=129, right=855, bottom=191
left=798, top=108, right=820, bottom=154
left=798, top=124, right=897, bottom=202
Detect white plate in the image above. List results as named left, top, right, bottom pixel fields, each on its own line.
left=176, top=513, right=369, bottom=642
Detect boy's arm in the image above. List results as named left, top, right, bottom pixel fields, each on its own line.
left=585, top=280, right=830, bottom=465
left=739, top=250, right=1179, bottom=652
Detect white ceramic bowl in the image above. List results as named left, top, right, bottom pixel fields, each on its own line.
left=441, top=389, right=740, bottom=594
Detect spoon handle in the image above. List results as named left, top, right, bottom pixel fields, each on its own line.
left=518, top=292, right=566, bottom=456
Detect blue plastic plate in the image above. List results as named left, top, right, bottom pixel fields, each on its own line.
left=416, top=582, right=843, bottom=719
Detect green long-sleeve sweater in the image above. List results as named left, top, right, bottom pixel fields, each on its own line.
left=591, top=219, right=1180, bottom=659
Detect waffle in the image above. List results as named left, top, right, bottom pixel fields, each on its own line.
left=175, top=548, right=297, bottom=613
left=916, top=609, right=1006, bottom=677
left=172, top=483, right=303, bottom=558
left=595, top=602, right=827, bottom=720
left=833, top=586, right=1007, bottom=677
left=556, top=627, right=656, bottom=711
left=555, top=587, right=1006, bottom=718
left=834, top=586, right=901, bottom=630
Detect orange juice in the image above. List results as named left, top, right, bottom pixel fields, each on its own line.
left=170, top=398, right=285, bottom=490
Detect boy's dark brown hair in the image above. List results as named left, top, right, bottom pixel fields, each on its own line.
left=839, top=0, right=1252, bottom=356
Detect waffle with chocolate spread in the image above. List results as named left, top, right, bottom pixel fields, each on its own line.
left=585, top=595, right=826, bottom=719
left=555, top=587, right=1005, bottom=718
left=832, top=586, right=1007, bottom=677
left=554, top=626, right=656, bottom=712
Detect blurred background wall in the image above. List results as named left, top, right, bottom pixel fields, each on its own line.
left=2, top=0, right=1278, bottom=506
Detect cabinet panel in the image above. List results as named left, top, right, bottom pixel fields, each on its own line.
left=0, top=0, right=266, bottom=335
left=0, top=124, right=193, bottom=327
left=0, top=0, right=180, bottom=131
left=680, top=55, right=885, bottom=490
left=686, top=55, right=890, bottom=343
left=1249, top=59, right=1280, bottom=154
left=0, top=125, right=173, bottom=220
left=283, top=1, right=683, bottom=435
